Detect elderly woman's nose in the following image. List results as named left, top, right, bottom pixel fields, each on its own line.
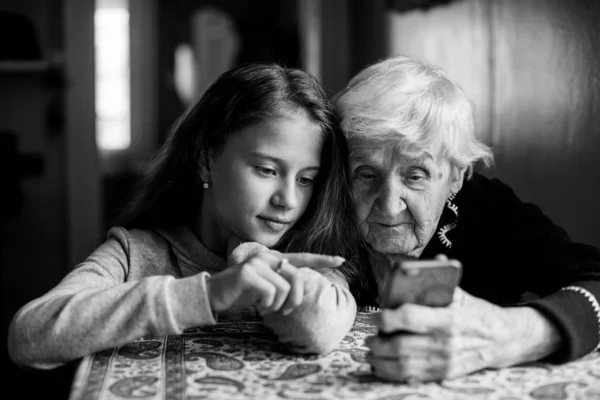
left=375, top=178, right=407, bottom=216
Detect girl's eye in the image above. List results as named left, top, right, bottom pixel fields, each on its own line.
left=255, top=166, right=276, bottom=176
left=297, top=176, right=315, bottom=187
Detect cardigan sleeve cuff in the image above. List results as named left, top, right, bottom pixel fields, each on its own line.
left=169, top=272, right=217, bottom=330
left=523, top=281, right=600, bottom=363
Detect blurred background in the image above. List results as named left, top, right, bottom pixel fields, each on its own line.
left=1, top=0, right=599, bottom=397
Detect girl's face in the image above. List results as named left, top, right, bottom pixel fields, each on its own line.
left=198, top=111, right=324, bottom=253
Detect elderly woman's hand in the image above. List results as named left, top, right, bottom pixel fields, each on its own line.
left=365, top=287, right=562, bottom=383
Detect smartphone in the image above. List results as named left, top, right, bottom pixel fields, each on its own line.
left=381, top=256, right=463, bottom=308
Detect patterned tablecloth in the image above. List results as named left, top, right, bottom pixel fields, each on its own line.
left=70, top=311, right=600, bottom=400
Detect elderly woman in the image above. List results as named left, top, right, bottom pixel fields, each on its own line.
left=333, top=55, right=600, bottom=382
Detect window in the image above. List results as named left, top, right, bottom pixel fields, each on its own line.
left=95, top=0, right=130, bottom=151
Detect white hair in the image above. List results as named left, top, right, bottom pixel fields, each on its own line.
left=333, top=55, right=493, bottom=177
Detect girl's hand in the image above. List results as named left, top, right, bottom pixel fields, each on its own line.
left=207, top=250, right=345, bottom=316
left=365, top=287, right=561, bottom=383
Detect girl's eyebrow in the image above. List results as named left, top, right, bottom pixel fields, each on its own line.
left=249, top=151, right=320, bottom=171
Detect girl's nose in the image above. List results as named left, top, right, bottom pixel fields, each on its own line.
left=271, top=181, right=298, bottom=210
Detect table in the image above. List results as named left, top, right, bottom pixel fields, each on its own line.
left=70, top=311, right=600, bottom=400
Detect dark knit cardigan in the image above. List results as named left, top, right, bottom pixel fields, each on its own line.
left=360, top=172, right=600, bottom=363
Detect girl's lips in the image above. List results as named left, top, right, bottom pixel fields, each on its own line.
left=259, top=216, right=292, bottom=224
left=258, top=217, right=291, bottom=233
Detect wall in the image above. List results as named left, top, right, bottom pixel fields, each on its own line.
left=0, top=0, right=85, bottom=396
left=157, top=0, right=301, bottom=144
left=389, top=0, right=600, bottom=247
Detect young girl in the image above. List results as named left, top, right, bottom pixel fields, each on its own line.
left=8, top=63, right=366, bottom=370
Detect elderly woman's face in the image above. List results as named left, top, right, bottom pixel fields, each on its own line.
left=348, top=138, right=463, bottom=257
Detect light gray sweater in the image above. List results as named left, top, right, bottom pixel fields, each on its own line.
left=8, top=226, right=357, bottom=370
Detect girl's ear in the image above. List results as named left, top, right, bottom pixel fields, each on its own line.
left=450, top=165, right=467, bottom=194
left=198, top=150, right=213, bottom=182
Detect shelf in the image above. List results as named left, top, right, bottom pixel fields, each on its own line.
left=0, top=60, right=51, bottom=73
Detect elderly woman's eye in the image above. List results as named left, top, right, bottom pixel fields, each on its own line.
left=407, top=169, right=428, bottom=182
left=358, top=171, right=377, bottom=181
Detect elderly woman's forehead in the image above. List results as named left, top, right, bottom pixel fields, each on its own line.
left=349, top=139, right=437, bottom=161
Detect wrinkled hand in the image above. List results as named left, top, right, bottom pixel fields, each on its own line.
left=366, top=287, right=521, bottom=383
left=207, top=236, right=345, bottom=316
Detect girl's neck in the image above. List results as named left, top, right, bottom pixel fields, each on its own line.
left=193, top=202, right=229, bottom=257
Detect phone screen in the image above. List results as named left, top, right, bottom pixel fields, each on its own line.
left=381, top=257, right=463, bottom=309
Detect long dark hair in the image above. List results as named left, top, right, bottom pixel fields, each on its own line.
left=117, top=62, right=369, bottom=303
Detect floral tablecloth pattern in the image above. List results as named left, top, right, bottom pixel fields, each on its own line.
left=70, top=311, right=600, bottom=400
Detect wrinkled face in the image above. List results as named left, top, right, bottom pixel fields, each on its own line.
left=348, top=137, right=462, bottom=257
left=200, top=111, right=323, bottom=251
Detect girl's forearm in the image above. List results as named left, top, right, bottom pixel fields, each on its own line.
left=262, top=270, right=357, bottom=354
left=8, top=274, right=216, bottom=370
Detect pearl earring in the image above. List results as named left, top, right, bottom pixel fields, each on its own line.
left=202, top=182, right=209, bottom=189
